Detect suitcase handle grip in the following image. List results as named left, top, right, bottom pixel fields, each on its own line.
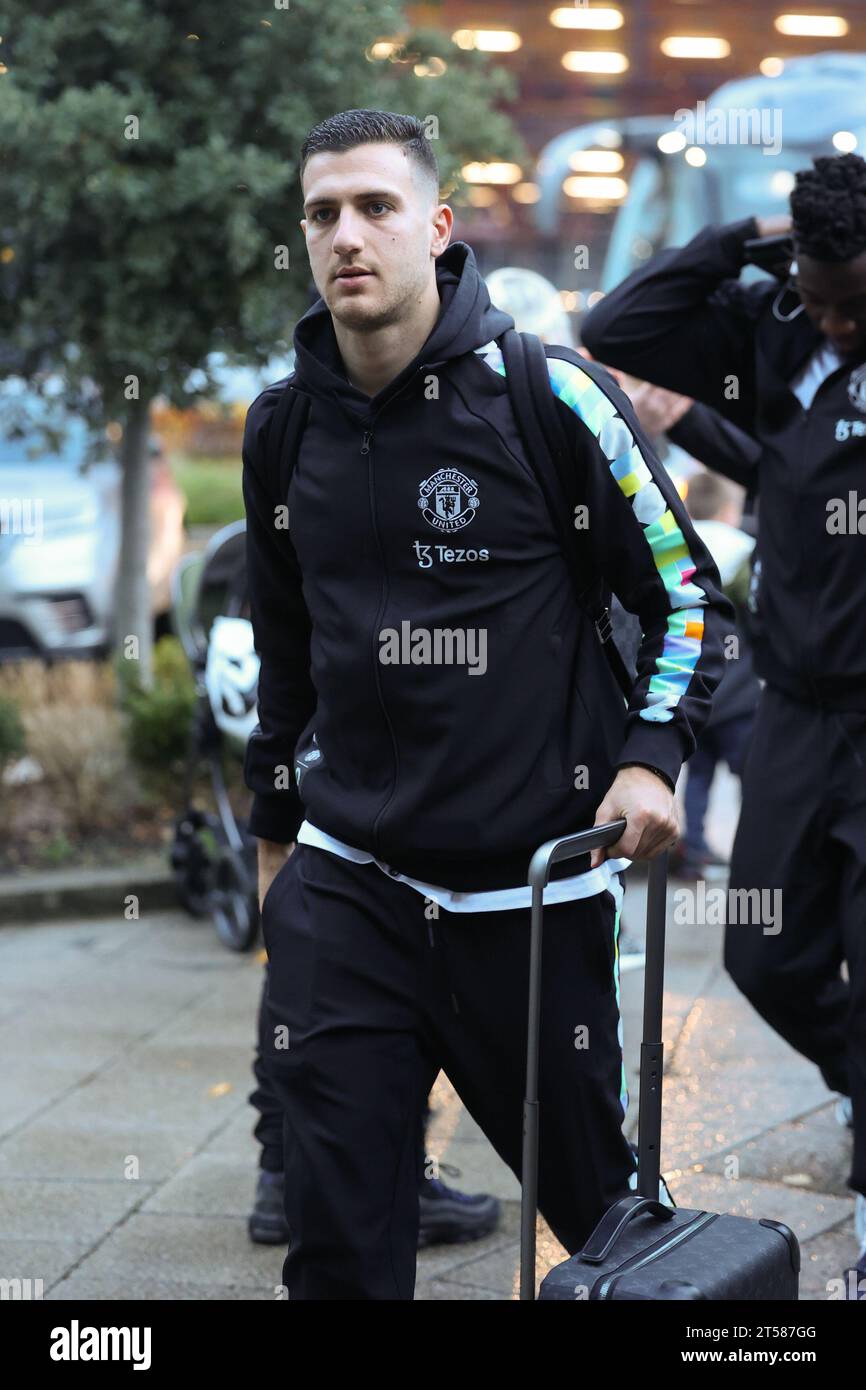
left=527, top=818, right=627, bottom=890
left=578, top=1193, right=675, bottom=1265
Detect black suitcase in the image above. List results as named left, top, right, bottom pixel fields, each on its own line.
left=520, top=821, right=800, bottom=1301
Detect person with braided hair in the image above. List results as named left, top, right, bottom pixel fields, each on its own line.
left=583, top=151, right=866, bottom=1298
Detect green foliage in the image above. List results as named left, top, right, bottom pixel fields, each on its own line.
left=0, top=1, right=523, bottom=414
left=172, top=456, right=244, bottom=526
left=121, top=634, right=196, bottom=773
left=35, top=831, right=75, bottom=867
left=0, top=695, right=26, bottom=770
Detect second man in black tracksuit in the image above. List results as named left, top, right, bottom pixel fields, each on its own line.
left=583, top=152, right=866, bottom=1291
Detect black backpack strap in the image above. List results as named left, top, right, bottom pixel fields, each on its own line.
left=265, top=374, right=311, bottom=505
left=499, top=329, right=632, bottom=702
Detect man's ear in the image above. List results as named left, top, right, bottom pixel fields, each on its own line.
left=300, top=219, right=308, bottom=238
left=431, top=203, right=453, bottom=257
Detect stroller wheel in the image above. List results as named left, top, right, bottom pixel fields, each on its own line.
left=171, top=813, right=218, bottom=918
left=211, top=849, right=259, bottom=952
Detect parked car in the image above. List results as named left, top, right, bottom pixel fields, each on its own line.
left=0, top=378, right=185, bottom=659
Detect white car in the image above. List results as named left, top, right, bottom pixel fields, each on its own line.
left=0, top=379, right=185, bottom=659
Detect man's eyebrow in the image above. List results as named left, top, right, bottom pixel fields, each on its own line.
left=303, top=189, right=401, bottom=211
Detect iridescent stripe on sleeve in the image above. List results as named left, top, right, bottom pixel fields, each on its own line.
left=540, top=355, right=706, bottom=724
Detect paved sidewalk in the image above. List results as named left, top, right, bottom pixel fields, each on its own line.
left=0, top=774, right=857, bottom=1300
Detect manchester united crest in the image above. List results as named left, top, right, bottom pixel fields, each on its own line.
left=847, top=363, right=866, bottom=413
left=417, top=468, right=480, bottom=533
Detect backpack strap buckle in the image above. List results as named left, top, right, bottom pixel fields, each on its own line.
left=594, top=605, right=613, bottom=646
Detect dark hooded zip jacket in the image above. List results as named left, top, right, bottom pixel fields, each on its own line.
left=242, top=241, right=731, bottom=891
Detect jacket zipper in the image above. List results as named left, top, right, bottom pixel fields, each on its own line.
left=360, top=373, right=426, bottom=859
left=366, top=425, right=401, bottom=859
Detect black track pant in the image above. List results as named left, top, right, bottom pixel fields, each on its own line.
left=259, top=842, right=634, bottom=1300
left=251, top=967, right=433, bottom=1174
left=724, top=684, right=866, bottom=1196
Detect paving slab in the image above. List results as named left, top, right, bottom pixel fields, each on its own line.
left=432, top=1208, right=566, bottom=1298
left=662, top=1170, right=854, bottom=1244
left=0, top=1178, right=153, bottom=1244
left=0, top=1113, right=214, bottom=1184
left=46, top=1276, right=277, bottom=1301
left=798, top=1218, right=861, bottom=1301
left=141, top=1151, right=263, bottom=1219
left=51, top=1213, right=283, bottom=1293
left=415, top=1276, right=505, bottom=1300
left=0, top=1237, right=93, bottom=1290
left=699, top=1102, right=854, bottom=1197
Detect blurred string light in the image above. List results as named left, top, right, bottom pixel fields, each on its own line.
left=452, top=29, right=522, bottom=52
left=466, top=187, right=498, bottom=207
left=685, top=146, right=707, bottom=167
left=658, top=130, right=687, bottom=153
left=568, top=149, right=625, bottom=173
left=414, top=57, right=446, bottom=77
left=833, top=130, right=859, bottom=152
left=367, top=38, right=402, bottom=60
left=512, top=182, right=541, bottom=203
left=770, top=170, right=797, bottom=195
left=549, top=6, right=623, bottom=29
left=562, top=50, right=629, bottom=73
left=563, top=175, right=628, bottom=200
left=559, top=290, right=586, bottom=311
left=774, top=14, right=849, bottom=37
left=661, top=36, right=731, bottom=60
left=461, top=162, right=523, bottom=184
left=759, top=56, right=785, bottom=77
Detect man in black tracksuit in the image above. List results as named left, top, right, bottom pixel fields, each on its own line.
left=582, top=153, right=866, bottom=1286
left=242, top=109, right=730, bottom=1300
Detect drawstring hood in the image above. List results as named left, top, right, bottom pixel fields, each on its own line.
left=291, top=240, right=514, bottom=422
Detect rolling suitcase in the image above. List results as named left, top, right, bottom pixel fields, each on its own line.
left=520, top=821, right=800, bottom=1301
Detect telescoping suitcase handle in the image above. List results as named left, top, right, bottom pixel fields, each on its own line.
left=519, top=821, right=669, bottom=1301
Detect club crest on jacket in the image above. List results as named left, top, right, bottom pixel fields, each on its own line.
left=847, top=363, right=866, bottom=413
left=417, top=468, right=480, bottom=533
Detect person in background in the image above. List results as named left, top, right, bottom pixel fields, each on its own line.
left=581, top=152, right=866, bottom=1295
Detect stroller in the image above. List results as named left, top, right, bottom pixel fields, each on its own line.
left=169, top=520, right=262, bottom=951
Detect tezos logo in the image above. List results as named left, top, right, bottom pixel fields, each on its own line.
left=847, top=364, right=866, bottom=413
left=418, top=468, right=479, bottom=533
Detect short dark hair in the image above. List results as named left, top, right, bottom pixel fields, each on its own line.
left=300, top=109, right=440, bottom=201
left=791, top=153, right=866, bottom=262
left=684, top=469, right=733, bottom=522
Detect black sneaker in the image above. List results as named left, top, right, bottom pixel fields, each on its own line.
left=417, top=1161, right=501, bottom=1248
left=248, top=1169, right=290, bottom=1245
